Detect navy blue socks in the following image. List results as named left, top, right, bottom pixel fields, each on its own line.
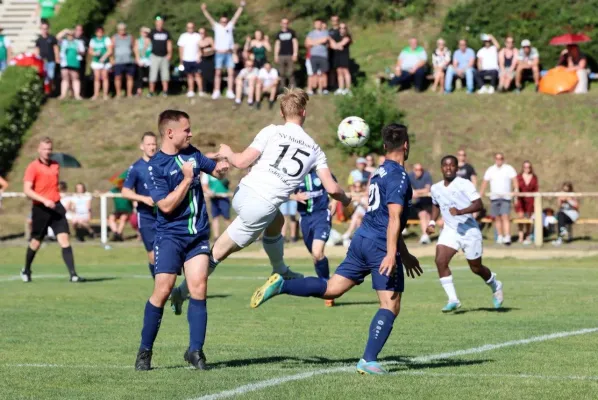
left=280, top=277, right=327, bottom=297
left=314, top=257, right=330, bottom=280
left=362, top=308, right=396, bottom=362
left=187, top=298, right=207, bottom=352
left=140, top=300, right=163, bottom=351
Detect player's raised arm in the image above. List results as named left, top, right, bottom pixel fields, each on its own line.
left=427, top=203, right=440, bottom=235
left=316, top=167, right=351, bottom=207
left=200, top=3, right=217, bottom=27
left=152, top=161, right=194, bottom=214
left=217, top=144, right=260, bottom=170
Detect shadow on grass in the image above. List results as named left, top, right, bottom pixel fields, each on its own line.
left=335, top=301, right=380, bottom=307
left=207, top=294, right=231, bottom=299
left=80, top=277, right=118, bottom=283
left=452, top=307, right=519, bottom=315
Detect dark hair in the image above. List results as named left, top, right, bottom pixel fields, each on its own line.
left=59, top=181, right=67, bottom=191
left=96, top=26, right=104, bottom=32
left=382, top=123, right=409, bottom=152
left=141, top=131, right=156, bottom=142
left=158, top=110, right=190, bottom=136
left=520, top=160, right=533, bottom=175
left=76, top=182, right=86, bottom=192
left=563, top=181, right=574, bottom=192
left=441, top=155, right=458, bottom=166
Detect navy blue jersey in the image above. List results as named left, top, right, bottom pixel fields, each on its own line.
left=296, top=170, right=332, bottom=216
left=356, top=160, right=412, bottom=248
left=148, top=145, right=216, bottom=236
left=123, top=158, right=157, bottom=221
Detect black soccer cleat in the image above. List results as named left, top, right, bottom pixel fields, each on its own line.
left=184, top=348, right=207, bottom=370
left=135, top=349, right=152, bottom=371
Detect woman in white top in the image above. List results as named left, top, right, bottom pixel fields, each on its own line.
left=70, top=183, right=94, bottom=240
left=431, top=38, right=451, bottom=92
left=553, top=182, right=579, bottom=246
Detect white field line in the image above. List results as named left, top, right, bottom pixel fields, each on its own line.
left=393, top=370, right=598, bottom=381
left=189, top=327, right=598, bottom=400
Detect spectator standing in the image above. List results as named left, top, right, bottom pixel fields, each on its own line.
left=498, top=36, right=518, bottom=92
left=148, top=16, right=172, bottom=97
left=365, top=153, right=377, bottom=174
left=456, top=149, right=477, bottom=186
left=201, top=173, right=231, bottom=239
left=280, top=200, right=298, bottom=242
left=89, top=26, right=112, bottom=100
left=305, top=19, right=331, bottom=95
left=112, top=23, right=136, bottom=98
left=0, top=26, right=13, bottom=73
left=201, top=1, right=246, bottom=100
left=445, top=39, right=475, bottom=93
left=134, top=27, right=152, bottom=96
left=408, top=163, right=433, bottom=244
left=22, top=137, right=84, bottom=282
left=198, top=27, right=215, bottom=94
left=552, top=182, right=579, bottom=246
left=348, top=157, right=371, bottom=185
left=515, top=161, right=538, bottom=244
left=58, top=29, right=84, bottom=100
left=274, top=18, right=298, bottom=88
left=476, top=34, right=500, bottom=94
left=35, top=22, right=59, bottom=94
left=234, top=58, right=258, bottom=106
left=73, top=25, right=89, bottom=96
left=36, top=0, right=60, bottom=23
left=560, top=44, right=588, bottom=94
left=515, top=39, right=540, bottom=92
left=431, top=38, right=451, bottom=92
left=390, top=37, right=428, bottom=92
left=328, top=15, right=341, bottom=91
left=331, top=23, right=352, bottom=95
left=244, top=30, right=271, bottom=69
left=256, top=62, right=279, bottom=109
left=479, top=153, right=518, bottom=245
left=70, top=183, right=94, bottom=241
left=178, top=22, right=203, bottom=98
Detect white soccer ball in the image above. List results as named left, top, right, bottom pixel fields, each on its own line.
left=337, top=116, right=370, bottom=148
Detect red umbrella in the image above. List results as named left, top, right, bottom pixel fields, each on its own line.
left=549, top=33, right=591, bottom=46
left=10, top=52, right=45, bottom=75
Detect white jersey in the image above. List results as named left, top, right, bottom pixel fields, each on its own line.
left=240, top=123, right=328, bottom=206
left=430, top=177, right=480, bottom=233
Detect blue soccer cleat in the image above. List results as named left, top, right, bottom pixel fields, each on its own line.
left=356, top=359, right=388, bottom=375
left=492, top=280, right=504, bottom=309
left=442, top=301, right=462, bottom=313
left=170, top=286, right=184, bottom=316
left=250, top=273, right=284, bottom=309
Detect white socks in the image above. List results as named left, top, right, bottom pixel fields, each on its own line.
left=263, top=234, right=288, bottom=274
left=486, top=272, right=498, bottom=292
left=439, top=275, right=459, bottom=303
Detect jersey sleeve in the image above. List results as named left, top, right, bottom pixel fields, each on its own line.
left=508, top=165, right=517, bottom=179
left=122, top=165, right=137, bottom=190
left=386, top=170, right=410, bottom=206
left=430, top=185, right=438, bottom=205
left=248, top=125, right=276, bottom=153
left=23, top=162, right=36, bottom=183
left=148, top=163, right=169, bottom=203
left=197, top=150, right=216, bottom=175
left=313, top=145, right=328, bottom=170
left=483, top=167, right=492, bottom=181
left=462, top=179, right=481, bottom=202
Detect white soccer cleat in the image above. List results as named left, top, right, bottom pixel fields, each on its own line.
left=279, top=268, right=304, bottom=280
left=492, top=280, right=504, bottom=309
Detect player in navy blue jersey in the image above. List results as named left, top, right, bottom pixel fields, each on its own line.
left=135, top=110, right=228, bottom=371
left=122, top=132, right=159, bottom=278
left=290, top=169, right=337, bottom=307
left=250, top=123, right=423, bottom=375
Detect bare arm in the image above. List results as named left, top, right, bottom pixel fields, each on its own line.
left=498, top=49, right=505, bottom=69
left=24, top=181, right=53, bottom=207
left=178, top=43, right=184, bottom=63
left=471, top=174, right=478, bottom=188
left=0, top=176, right=8, bottom=191
left=167, top=40, right=172, bottom=60
left=379, top=203, right=403, bottom=277
left=292, top=38, right=298, bottom=59
left=264, top=37, right=272, bottom=52
left=121, top=187, right=153, bottom=207
left=274, top=40, right=280, bottom=59
left=426, top=204, right=440, bottom=235
left=316, top=168, right=351, bottom=206
left=54, top=44, right=60, bottom=63
left=490, top=34, right=500, bottom=49
left=512, top=177, right=519, bottom=194
left=468, top=55, right=475, bottom=69
left=217, top=144, right=261, bottom=170
left=453, top=198, right=483, bottom=216
left=230, top=3, right=245, bottom=26
left=201, top=4, right=217, bottom=26
left=479, top=179, right=488, bottom=198
left=477, top=56, right=483, bottom=70
left=210, top=160, right=230, bottom=180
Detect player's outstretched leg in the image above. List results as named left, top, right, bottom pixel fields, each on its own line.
left=136, top=273, right=176, bottom=371
left=357, top=291, right=401, bottom=375
left=183, top=254, right=210, bottom=370
left=435, top=245, right=461, bottom=312
left=468, top=257, right=503, bottom=309
left=263, top=212, right=303, bottom=279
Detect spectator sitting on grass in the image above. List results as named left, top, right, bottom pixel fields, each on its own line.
left=0, top=25, right=13, bottom=73
left=274, top=18, right=298, bottom=88
left=559, top=44, right=589, bottom=94
left=476, top=34, right=500, bottom=94
left=498, top=36, right=518, bottom=92
left=431, top=38, right=451, bottom=92
left=178, top=22, right=203, bottom=98
left=305, top=19, right=331, bottom=95
left=389, top=37, right=428, bottom=92
left=235, top=58, right=259, bottom=107
left=445, top=39, right=475, bottom=93
left=552, top=182, right=579, bottom=246
left=244, top=30, right=271, bottom=69
left=58, top=29, right=84, bottom=100
left=348, top=157, right=371, bottom=185
left=256, top=62, right=280, bottom=110
left=408, top=163, right=433, bottom=245
left=516, top=39, right=540, bottom=92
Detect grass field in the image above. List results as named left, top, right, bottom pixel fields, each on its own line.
left=1, top=245, right=598, bottom=399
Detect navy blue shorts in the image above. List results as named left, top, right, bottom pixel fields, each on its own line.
left=183, top=61, right=201, bottom=74
left=335, top=233, right=404, bottom=292
left=211, top=197, right=231, bottom=219
left=154, top=234, right=211, bottom=275
left=113, top=63, right=136, bottom=77
left=300, top=212, right=331, bottom=253
left=139, top=226, right=156, bottom=252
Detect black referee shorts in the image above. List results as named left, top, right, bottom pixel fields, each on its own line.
left=31, top=203, right=70, bottom=241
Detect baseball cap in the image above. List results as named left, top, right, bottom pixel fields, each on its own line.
left=480, top=34, right=490, bottom=41
left=521, top=39, right=531, bottom=47
left=356, top=157, right=367, bottom=165
left=155, top=15, right=163, bottom=21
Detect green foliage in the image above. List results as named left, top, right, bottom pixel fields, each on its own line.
left=51, top=0, right=119, bottom=37
left=441, top=0, right=598, bottom=69
left=0, top=67, right=44, bottom=175
left=334, top=84, right=405, bottom=156
left=277, top=0, right=434, bottom=24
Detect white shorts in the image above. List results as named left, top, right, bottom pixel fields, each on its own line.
left=227, top=184, right=279, bottom=248
left=91, top=61, right=111, bottom=71
left=437, top=226, right=483, bottom=260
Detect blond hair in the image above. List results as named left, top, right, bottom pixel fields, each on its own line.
left=39, top=136, right=53, bottom=145
left=279, top=88, right=309, bottom=120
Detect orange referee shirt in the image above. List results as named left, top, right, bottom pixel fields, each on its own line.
left=23, top=159, right=61, bottom=204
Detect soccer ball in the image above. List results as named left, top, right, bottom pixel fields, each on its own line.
left=337, top=116, right=370, bottom=148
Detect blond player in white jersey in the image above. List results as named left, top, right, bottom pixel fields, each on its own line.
left=426, top=155, right=504, bottom=312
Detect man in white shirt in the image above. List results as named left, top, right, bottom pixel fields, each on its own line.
left=427, top=156, right=504, bottom=312
left=201, top=1, right=245, bottom=100
left=177, top=22, right=203, bottom=98
left=211, top=88, right=351, bottom=280
left=475, top=34, right=500, bottom=94
left=234, top=58, right=259, bottom=106
left=256, top=62, right=280, bottom=110
left=480, top=152, right=518, bottom=245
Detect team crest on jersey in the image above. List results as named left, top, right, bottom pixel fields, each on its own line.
left=188, top=157, right=197, bottom=168
left=313, top=177, right=322, bottom=187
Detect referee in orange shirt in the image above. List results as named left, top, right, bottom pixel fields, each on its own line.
left=21, top=137, right=84, bottom=282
